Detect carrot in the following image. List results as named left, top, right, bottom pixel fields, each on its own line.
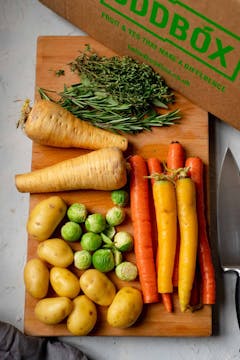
left=18, top=99, right=128, bottom=151
left=129, top=155, right=159, bottom=304
left=189, top=266, right=202, bottom=310
left=147, top=158, right=163, bottom=186
left=176, top=174, right=198, bottom=312
left=152, top=178, right=177, bottom=294
left=185, top=157, right=215, bottom=304
left=15, top=147, right=127, bottom=193
left=166, top=141, right=185, bottom=287
left=166, top=141, right=185, bottom=172
left=172, top=234, right=180, bottom=288
left=147, top=158, right=162, bottom=256
left=147, top=158, right=173, bottom=313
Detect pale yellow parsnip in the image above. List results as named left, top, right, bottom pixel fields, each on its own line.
left=23, top=99, right=128, bottom=151
left=15, top=147, right=127, bottom=193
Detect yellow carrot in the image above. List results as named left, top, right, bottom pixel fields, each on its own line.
left=15, top=147, right=127, bottom=193
left=18, top=99, right=128, bottom=151
left=176, top=176, right=198, bottom=312
left=153, top=179, right=177, bottom=293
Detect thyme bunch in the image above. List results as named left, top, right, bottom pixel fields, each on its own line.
left=39, top=45, right=181, bottom=133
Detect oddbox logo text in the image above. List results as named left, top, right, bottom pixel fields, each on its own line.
left=100, top=0, right=240, bottom=83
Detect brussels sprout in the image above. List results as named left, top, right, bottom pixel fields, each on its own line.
left=111, top=190, right=129, bottom=207
left=106, top=207, right=125, bottom=227
left=103, top=225, right=116, bottom=239
left=67, top=203, right=87, bottom=223
left=85, top=213, right=106, bottom=233
left=61, top=221, right=82, bottom=242
left=115, top=261, right=138, bottom=281
left=81, top=232, right=102, bottom=251
left=100, top=233, right=113, bottom=248
left=112, top=247, right=123, bottom=266
left=92, top=249, right=115, bottom=273
left=113, top=231, right=133, bottom=252
left=74, top=250, right=92, bottom=270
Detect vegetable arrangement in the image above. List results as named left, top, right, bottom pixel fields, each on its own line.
left=24, top=196, right=142, bottom=335
left=22, top=139, right=215, bottom=335
left=145, top=142, right=215, bottom=313
left=15, top=45, right=215, bottom=335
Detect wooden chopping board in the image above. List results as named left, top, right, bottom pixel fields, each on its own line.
left=24, top=36, right=212, bottom=337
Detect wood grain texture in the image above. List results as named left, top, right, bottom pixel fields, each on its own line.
left=24, top=36, right=212, bottom=337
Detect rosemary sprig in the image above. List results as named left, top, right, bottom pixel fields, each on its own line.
left=39, top=45, right=181, bottom=133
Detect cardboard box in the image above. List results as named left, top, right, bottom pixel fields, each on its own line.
left=39, top=0, right=240, bottom=130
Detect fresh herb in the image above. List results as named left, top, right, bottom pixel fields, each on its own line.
left=55, top=69, right=65, bottom=77
left=39, top=45, right=181, bottom=133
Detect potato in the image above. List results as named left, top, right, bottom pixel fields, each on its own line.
left=24, top=258, right=49, bottom=299
left=79, top=269, right=116, bottom=306
left=107, top=286, right=143, bottom=328
left=35, top=297, right=72, bottom=325
left=67, top=295, right=97, bottom=335
left=37, top=238, right=73, bottom=267
left=27, top=196, right=67, bottom=241
left=50, top=267, right=80, bottom=298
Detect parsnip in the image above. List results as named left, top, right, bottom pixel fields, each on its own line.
left=15, top=147, right=127, bottom=193
left=20, top=99, right=128, bottom=151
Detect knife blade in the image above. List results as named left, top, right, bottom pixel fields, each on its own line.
left=217, top=147, right=240, bottom=328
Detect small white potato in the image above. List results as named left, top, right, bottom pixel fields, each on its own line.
left=24, top=258, right=49, bottom=299
left=79, top=269, right=116, bottom=306
left=27, top=196, right=67, bottom=241
left=50, top=267, right=80, bottom=298
left=67, top=295, right=97, bottom=335
left=35, top=297, right=72, bottom=325
left=37, top=238, right=73, bottom=267
left=107, top=286, right=143, bottom=328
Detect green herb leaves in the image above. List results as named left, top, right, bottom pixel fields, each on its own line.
left=40, top=45, right=181, bottom=133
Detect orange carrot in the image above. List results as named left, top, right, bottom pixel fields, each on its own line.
left=147, top=158, right=162, bottom=256
left=189, top=265, right=202, bottom=310
left=185, top=157, right=216, bottom=304
left=147, top=158, right=163, bottom=186
left=18, top=99, right=128, bottom=151
left=129, top=155, right=159, bottom=304
left=147, top=157, right=173, bottom=313
left=166, top=141, right=185, bottom=287
left=166, top=141, right=185, bottom=172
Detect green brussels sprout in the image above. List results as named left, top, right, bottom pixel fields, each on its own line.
left=115, top=261, right=138, bottom=281
left=106, top=207, right=125, bottom=226
left=113, top=231, right=133, bottom=252
left=80, top=232, right=102, bottom=251
left=100, top=232, right=114, bottom=248
left=92, top=249, right=115, bottom=273
left=74, top=250, right=92, bottom=270
left=61, top=221, right=82, bottom=242
left=85, top=213, right=106, bottom=233
left=112, top=247, right=122, bottom=266
left=103, top=225, right=116, bottom=239
left=67, top=203, right=87, bottom=223
left=111, top=190, right=129, bottom=207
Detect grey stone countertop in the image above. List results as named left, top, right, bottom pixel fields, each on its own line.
left=0, top=1, right=239, bottom=359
